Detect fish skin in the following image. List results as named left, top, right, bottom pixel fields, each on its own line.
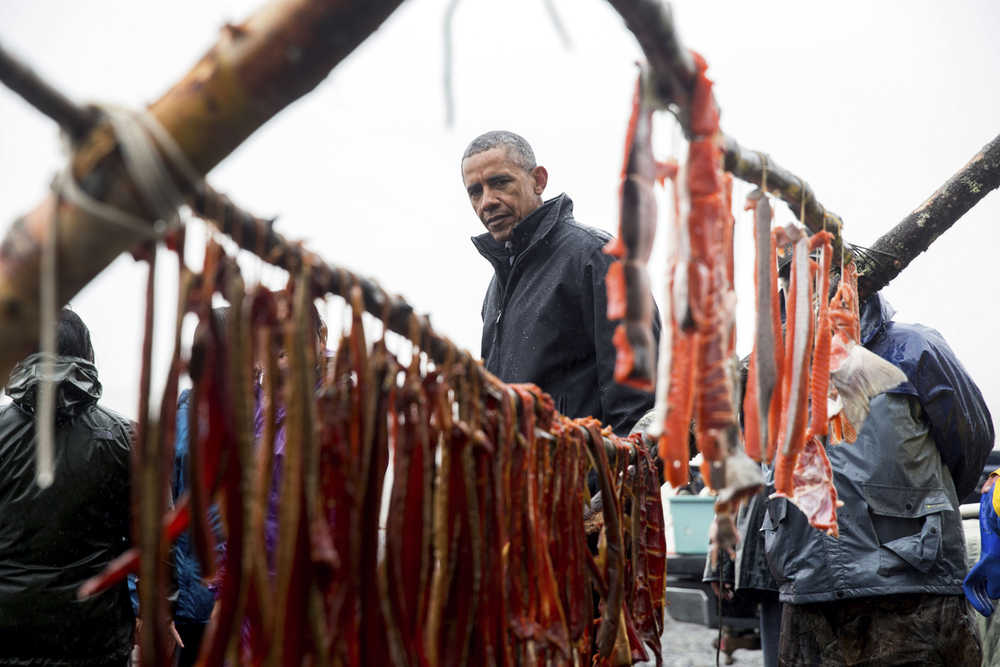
left=774, top=236, right=813, bottom=496
left=606, top=70, right=659, bottom=390
left=708, top=423, right=763, bottom=568
left=755, top=196, right=778, bottom=452
left=807, top=233, right=834, bottom=438
left=789, top=435, right=841, bottom=537
left=766, top=228, right=785, bottom=458
left=656, top=325, right=696, bottom=488
left=829, top=340, right=906, bottom=437
left=783, top=238, right=812, bottom=458
left=606, top=69, right=657, bottom=262
left=648, top=291, right=672, bottom=440
left=617, top=101, right=657, bottom=263
left=671, top=163, right=692, bottom=331
left=826, top=262, right=906, bottom=442
left=648, top=164, right=682, bottom=441
left=716, top=435, right=764, bottom=508
left=777, top=232, right=844, bottom=535
left=751, top=192, right=778, bottom=462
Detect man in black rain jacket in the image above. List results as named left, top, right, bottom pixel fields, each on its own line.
left=0, top=309, right=135, bottom=666
left=464, top=130, right=658, bottom=435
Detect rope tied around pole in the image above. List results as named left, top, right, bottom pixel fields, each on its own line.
left=50, top=105, right=202, bottom=242
left=36, top=104, right=208, bottom=487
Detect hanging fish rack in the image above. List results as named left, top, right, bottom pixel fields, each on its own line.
left=188, top=184, right=642, bottom=463
left=605, top=0, right=847, bottom=263
left=2, top=38, right=669, bottom=666
left=2, top=3, right=998, bottom=665
left=0, top=39, right=638, bottom=463
left=0, top=0, right=994, bottom=379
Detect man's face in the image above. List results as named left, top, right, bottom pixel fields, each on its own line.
left=462, top=147, right=547, bottom=243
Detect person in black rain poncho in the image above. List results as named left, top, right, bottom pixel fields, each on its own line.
left=0, top=309, right=137, bottom=666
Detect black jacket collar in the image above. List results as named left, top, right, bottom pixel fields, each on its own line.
left=471, top=193, right=572, bottom=267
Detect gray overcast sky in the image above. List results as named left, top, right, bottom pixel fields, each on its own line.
left=1, top=0, right=998, bottom=441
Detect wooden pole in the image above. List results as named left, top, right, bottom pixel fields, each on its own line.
left=606, top=0, right=1000, bottom=298
left=0, top=0, right=406, bottom=381
left=856, top=133, right=1000, bottom=299
left=3, top=0, right=998, bottom=381
left=187, top=187, right=635, bottom=462
left=605, top=0, right=847, bottom=256
left=0, top=42, right=99, bottom=141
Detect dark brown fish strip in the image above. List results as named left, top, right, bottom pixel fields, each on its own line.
left=360, top=342, right=396, bottom=666
left=581, top=418, right=625, bottom=660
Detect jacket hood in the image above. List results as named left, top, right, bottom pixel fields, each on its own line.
left=860, top=292, right=895, bottom=346
left=5, top=352, right=102, bottom=416
left=471, top=193, right=573, bottom=260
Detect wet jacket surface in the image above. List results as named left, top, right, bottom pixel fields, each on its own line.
left=472, top=193, right=658, bottom=435
left=255, top=382, right=286, bottom=577
left=212, top=381, right=286, bottom=592
left=0, top=354, right=134, bottom=665
left=763, top=294, right=994, bottom=604
left=171, top=389, right=223, bottom=624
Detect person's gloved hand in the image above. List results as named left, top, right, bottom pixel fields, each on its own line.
left=963, top=477, right=1000, bottom=616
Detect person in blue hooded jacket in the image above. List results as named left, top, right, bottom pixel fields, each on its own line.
left=964, top=467, right=1000, bottom=618
left=168, top=387, right=225, bottom=666
left=763, top=292, right=993, bottom=666
left=963, top=467, right=1000, bottom=665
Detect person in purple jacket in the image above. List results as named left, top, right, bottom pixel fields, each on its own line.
left=257, top=293, right=327, bottom=577
left=207, top=296, right=327, bottom=651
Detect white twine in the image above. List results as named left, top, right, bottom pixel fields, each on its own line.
left=52, top=105, right=204, bottom=240
left=37, top=104, right=206, bottom=487
left=35, top=197, right=58, bottom=489
left=53, top=166, right=160, bottom=239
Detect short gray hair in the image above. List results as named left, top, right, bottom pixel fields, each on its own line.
left=461, top=130, right=537, bottom=172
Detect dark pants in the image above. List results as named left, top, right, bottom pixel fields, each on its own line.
left=778, top=593, right=981, bottom=666
left=759, top=595, right=782, bottom=667
left=173, top=620, right=207, bottom=667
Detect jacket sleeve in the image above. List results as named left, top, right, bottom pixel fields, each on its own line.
left=586, top=247, right=659, bottom=436
left=173, top=392, right=189, bottom=502
left=908, top=328, right=995, bottom=500
left=125, top=417, right=181, bottom=618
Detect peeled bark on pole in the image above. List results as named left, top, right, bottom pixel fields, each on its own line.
left=856, top=132, right=1000, bottom=299
left=0, top=0, right=406, bottom=381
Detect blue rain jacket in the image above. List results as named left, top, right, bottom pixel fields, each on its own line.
left=862, top=295, right=994, bottom=500
left=129, top=391, right=226, bottom=621
left=762, top=294, right=994, bottom=603
left=170, top=389, right=223, bottom=623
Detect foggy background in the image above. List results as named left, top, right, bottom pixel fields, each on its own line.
left=1, top=0, right=998, bottom=442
